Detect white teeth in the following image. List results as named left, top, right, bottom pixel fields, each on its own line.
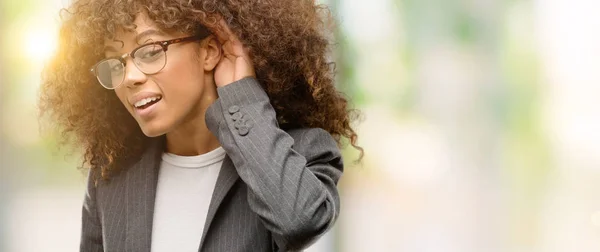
left=134, top=96, right=161, bottom=108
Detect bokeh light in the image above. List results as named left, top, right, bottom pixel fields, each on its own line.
left=24, top=27, right=58, bottom=63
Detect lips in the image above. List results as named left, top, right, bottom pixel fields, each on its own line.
left=134, top=96, right=162, bottom=109
left=128, top=92, right=163, bottom=119
left=129, top=92, right=163, bottom=108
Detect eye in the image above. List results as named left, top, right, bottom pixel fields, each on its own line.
left=110, top=62, right=124, bottom=72
left=95, top=59, right=123, bottom=75
left=136, top=44, right=163, bottom=62
left=142, top=48, right=162, bottom=58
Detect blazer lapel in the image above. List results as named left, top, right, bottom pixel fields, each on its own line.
left=198, top=155, right=240, bottom=251
left=125, top=137, right=164, bottom=252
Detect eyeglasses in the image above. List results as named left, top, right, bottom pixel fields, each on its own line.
left=90, top=35, right=204, bottom=89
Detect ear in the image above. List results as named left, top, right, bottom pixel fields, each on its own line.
left=200, top=35, right=221, bottom=72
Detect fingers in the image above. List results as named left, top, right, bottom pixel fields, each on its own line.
left=215, top=19, right=249, bottom=57
left=221, top=38, right=249, bottom=63
left=220, top=39, right=234, bottom=56
left=213, top=18, right=255, bottom=79
left=212, top=19, right=228, bottom=43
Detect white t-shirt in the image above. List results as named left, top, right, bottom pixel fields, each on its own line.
left=150, top=147, right=225, bottom=252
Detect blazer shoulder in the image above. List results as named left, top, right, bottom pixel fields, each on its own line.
left=94, top=137, right=163, bottom=188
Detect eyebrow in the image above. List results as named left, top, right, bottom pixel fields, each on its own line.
left=104, top=44, right=120, bottom=53
left=103, top=29, right=166, bottom=53
left=135, top=29, right=166, bottom=43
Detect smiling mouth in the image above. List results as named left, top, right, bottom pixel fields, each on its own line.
left=134, top=96, right=162, bottom=110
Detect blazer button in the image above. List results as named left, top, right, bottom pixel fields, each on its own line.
left=243, top=119, right=253, bottom=128
left=234, top=119, right=245, bottom=129
left=238, top=126, right=249, bottom=136
left=228, top=105, right=240, bottom=114
left=231, top=112, right=243, bottom=121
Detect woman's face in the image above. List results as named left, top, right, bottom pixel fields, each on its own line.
left=104, top=14, right=219, bottom=137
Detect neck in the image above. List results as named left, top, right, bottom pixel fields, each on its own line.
left=165, top=115, right=220, bottom=156
left=164, top=89, right=220, bottom=156
left=165, top=75, right=221, bottom=156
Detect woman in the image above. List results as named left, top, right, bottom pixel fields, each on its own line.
left=40, top=0, right=361, bottom=251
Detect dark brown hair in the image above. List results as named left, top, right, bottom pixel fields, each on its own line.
left=39, top=0, right=362, bottom=181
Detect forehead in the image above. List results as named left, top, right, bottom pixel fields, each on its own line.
left=103, top=14, right=164, bottom=47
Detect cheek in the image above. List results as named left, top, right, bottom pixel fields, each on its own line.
left=158, top=59, right=206, bottom=98
left=164, top=48, right=205, bottom=80
left=158, top=76, right=203, bottom=110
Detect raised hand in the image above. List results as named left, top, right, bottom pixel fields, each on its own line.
left=213, top=19, right=256, bottom=87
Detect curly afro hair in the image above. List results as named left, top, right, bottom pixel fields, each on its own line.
left=39, top=0, right=362, bottom=181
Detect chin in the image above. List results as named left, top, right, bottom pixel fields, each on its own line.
left=138, top=121, right=170, bottom=137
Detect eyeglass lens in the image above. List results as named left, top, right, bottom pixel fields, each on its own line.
left=94, top=43, right=167, bottom=89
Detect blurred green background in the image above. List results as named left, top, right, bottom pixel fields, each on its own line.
left=2, top=0, right=600, bottom=251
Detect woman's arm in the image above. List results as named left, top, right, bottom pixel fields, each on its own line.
left=80, top=169, right=104, bottom=252
left=205, top=77, right=344, bottom=250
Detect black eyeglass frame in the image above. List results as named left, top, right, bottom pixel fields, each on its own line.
left=90, top=35, right=205, bottom=89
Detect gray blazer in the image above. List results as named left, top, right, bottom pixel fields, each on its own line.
left=80, top=77, right=344, bottom=252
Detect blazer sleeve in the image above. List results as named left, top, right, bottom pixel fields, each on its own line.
left=205, top=77, right=344, bottom=251
left=80, top=168, right=104, bottom=252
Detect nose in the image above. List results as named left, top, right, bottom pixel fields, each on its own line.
left=121, top=57, right=147, bottom=88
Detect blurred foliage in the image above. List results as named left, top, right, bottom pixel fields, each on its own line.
left=0, top=0, right=572, bottom=250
